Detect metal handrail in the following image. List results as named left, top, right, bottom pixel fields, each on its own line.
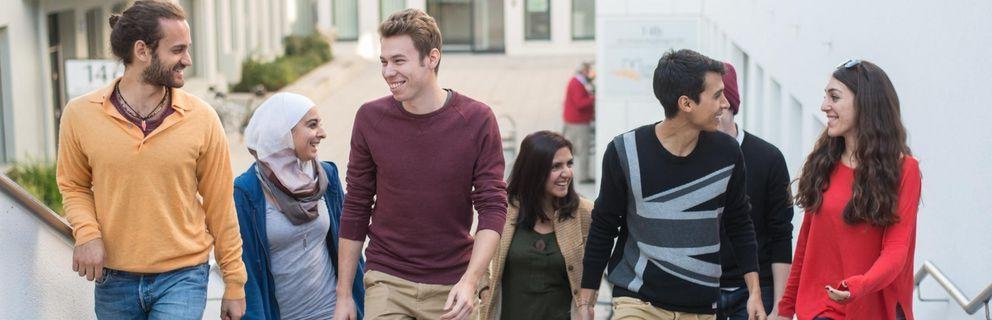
left=915, top=260, right=992, bottom=319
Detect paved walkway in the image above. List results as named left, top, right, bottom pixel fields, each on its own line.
left=228, top=45, right=594, bottom=193
left=222, top=45, right=613, bottom=318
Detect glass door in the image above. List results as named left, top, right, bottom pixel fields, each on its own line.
left=427, top=0, right=472, bottom=51
left=427, top=0, right=504, bottom=52
left=473, top=0, right=504, bottom=52
left=333, top=0, right=359, bottom=40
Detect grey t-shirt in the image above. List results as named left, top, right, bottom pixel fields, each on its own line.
left=266, top=198, right=337, bottom=320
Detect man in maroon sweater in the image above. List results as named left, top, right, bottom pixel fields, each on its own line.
left=333, top=9, right=508, bottom=320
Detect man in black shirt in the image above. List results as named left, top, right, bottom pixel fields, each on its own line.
left=577, top=49, right=767, bottom=320
left=714, top=62, right=794, bottom=320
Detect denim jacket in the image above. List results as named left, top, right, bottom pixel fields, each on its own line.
left=234, top=161, right=365, bottom=319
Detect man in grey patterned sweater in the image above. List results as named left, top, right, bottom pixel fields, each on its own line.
left=577, top=49, right=767, bottom=320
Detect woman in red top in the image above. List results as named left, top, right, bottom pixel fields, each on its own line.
left=774, top=60, right=922, bottom=320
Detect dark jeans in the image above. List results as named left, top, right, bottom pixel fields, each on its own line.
left=94, top=263, right=210, bottom=320
left=716, top=285, right=774, bottom=320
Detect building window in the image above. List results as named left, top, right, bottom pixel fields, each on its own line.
left=215, top=0, right=231, bottom=53
left=85, top=8, right=105, bottom=58
left=787, top=96, right=802, bottom=171
left=380, top=0, right=406, bottom=22
left=311, top=0, right=320, bottom=36
left=571, top=0, right=594, bottom=40
left=288, top=0, right=317, bottom=36
left=112, top=2, right=127, bottom=14
left=229, top=0, right=242, bottom=51
left=748, top=65, right=765, bottom=135
left=525, top=0, right=550, bottom=40
left=427, top=0, right=472, bottom=50
left=243, top=0, right=254, bottom=51
left=0, top=27, right=9, bottom=162
left=333, top=0, right=359, bottom=41
left=177, top=0, right=199, bottom=76
left=769, top=79, right=781, bottom=143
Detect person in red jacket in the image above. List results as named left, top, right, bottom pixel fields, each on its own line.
left=775, top=59, right=921, bottom=320
left=562, top=61, right=596, bottom=183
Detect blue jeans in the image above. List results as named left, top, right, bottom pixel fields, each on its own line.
left=95, top=263, right=209, bottom=320
left=813, top=303, right=907, bottom=320
left=716, top=285, right=774, bottom=320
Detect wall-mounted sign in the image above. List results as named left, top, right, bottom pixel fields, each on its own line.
left=65, top=59, right=124, bottom=99
left=600, top=19, right=698, bottom=101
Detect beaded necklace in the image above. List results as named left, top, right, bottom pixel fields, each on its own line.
left=114, top=82, right=170, bottom=131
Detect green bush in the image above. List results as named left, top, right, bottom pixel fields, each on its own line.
left=233, top=34, right=333, bottom=92
left=285, top=34, right=332, bottom=62
left=233, top=58, right=294, bottom=92
left=6, top=161, right=63, bottom=215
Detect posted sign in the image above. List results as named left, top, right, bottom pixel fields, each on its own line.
left=65, top=59, right=124, bottom=99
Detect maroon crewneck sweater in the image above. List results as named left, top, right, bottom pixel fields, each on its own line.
left=340, top=91, right=508, bottom=285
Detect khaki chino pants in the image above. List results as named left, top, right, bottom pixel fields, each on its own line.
left=612, top=296, right=716, bottom=320
left=364, top=270, right=484, bottom=320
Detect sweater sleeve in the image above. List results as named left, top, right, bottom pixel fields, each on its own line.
left=197, top=113, right=247, bottom=300
left=777, top=213, right=812, bottom=318
left=470, top=108, right=508, bottom=234
left=340, top=108, right=377, bottom=241
left=765, top=150, right=794, bottom=264
left=842, top=158, right=922, bottom=301
left=581, top=141, right=627, bottom=289
left=55, top=104, right=101, bottom=246
left=723, top=149, right=759, bottom=274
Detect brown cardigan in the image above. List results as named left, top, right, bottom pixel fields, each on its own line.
left=478, top=198, right=593, bottom=320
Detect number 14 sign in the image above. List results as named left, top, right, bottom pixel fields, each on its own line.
left=65, top=59, right=124, bottom=100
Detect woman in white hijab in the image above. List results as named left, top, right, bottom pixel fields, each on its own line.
left=233, top=92, right=366, bottom=320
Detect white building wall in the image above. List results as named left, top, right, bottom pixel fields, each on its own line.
left=593, top=0, right=702, bottom=180
left=216, top=0, right=243, bottom=82
left=0, top=1, right=49, bottom=161
left=0, top=0, right=310, bottom=163
left=503, top=0, right=594, bottom=55
left=334, top=0, right=592, bottom=57
left=597, top=1, right=992, bottom=319
left=1, top=185, right=229, bottom=320
left=196, top=0, right=219, bottom=82
left=0, top=194, right=96, bottom=319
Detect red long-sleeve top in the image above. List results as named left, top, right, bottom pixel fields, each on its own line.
left=777, top=157, right=921, bottom=320
left=562, top=76, right=595, bottom=124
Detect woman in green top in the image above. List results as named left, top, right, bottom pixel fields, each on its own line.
left=479, top=131, right=594, bottom=320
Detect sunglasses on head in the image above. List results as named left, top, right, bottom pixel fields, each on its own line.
left=837, top=59, right=862, bottom=69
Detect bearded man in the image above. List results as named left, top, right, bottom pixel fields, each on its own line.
left=56, top=1, right=247, bottom=319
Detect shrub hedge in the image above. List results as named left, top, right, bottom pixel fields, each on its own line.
left=6, top=161, right=63, bottom=215
left=233, top=34, right=332, bottom=92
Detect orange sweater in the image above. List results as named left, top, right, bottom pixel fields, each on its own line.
left=56, top=80, right=246, bottom=299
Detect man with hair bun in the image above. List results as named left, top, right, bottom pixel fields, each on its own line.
left=56, top=1, right=247, bottom=319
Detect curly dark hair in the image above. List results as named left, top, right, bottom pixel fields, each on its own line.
left=108, top=0, right=186, bottom=64
left=795, top=60, right=910, bottom=227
